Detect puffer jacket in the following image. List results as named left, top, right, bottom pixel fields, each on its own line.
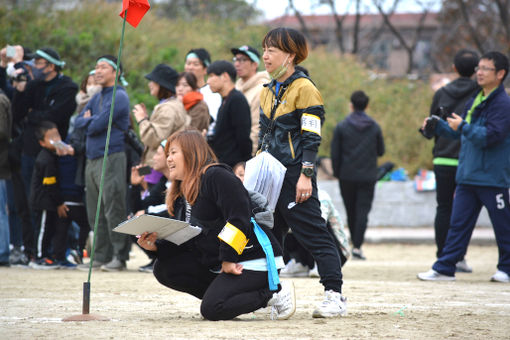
left=258, top=70, right=324, bottom=167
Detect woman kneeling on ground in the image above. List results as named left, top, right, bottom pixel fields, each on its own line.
left=137, top=130, right=295, bottom=321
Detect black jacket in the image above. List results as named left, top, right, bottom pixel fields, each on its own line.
left=156, top=165, right=282, bottom=270
left=331, top=111, right=385, bottom=181
left=428, top=77, right=479, bottom=160
left=29, top=148, right=62, bottom=211
left=12, top=74, right=78, bottom=157
left=208, top=89, right=252, bottom=167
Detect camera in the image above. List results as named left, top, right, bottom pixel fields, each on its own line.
left=419, top=106, right=451, bottom=139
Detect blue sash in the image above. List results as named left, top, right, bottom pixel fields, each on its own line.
left=251, top=217, right=279, bottom=291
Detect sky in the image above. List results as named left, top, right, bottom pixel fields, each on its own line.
left=250, top=0, right=441, bottom=21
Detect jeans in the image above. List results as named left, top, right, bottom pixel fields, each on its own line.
left=0, top=180, right=10, bottom=263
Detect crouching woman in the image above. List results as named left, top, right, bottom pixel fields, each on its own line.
left=137, top=130, right=294, bottom=321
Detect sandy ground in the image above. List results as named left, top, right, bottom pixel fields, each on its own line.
left=1, top=243, right=510, bottom=340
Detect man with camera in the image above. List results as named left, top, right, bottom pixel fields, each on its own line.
left=420, top=50, right=480, bottom=273
left=418, top=51, right=510, bottom=283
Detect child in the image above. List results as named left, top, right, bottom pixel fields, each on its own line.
left=29, top=121, right=67, bottom=269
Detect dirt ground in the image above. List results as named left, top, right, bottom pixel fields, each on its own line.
left=1, top=243, right=509, bottom=340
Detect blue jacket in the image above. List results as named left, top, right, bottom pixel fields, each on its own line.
left=74, top=86, right=130, bottom=160
left=436, top=84, right=510, bottom=188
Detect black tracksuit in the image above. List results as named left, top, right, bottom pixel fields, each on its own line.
left=331, top=111, right=385, bottom=249
left=152, top=165, right=282, bottom=320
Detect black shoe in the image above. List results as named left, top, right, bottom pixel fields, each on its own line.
left=0, top=261, right=10, bottom=267
left=352, top=249, right=366, bottom=260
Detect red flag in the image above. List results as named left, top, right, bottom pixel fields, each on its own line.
left=119, top=0, right=150, bottom=28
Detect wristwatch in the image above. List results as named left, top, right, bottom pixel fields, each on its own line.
left=301, top=166, right=314, bottom=177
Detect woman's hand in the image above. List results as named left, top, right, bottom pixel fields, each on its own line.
left=133, top=103, right=148, bottom=122
left=137, top=232, right=158, bottom=252
left=295, top=173, right=313, bottom=203
left=221, top=261, right=243, bottom=275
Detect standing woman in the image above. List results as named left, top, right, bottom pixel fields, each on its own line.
left=259, top=27, right=347, bottom=318
left=175, top=72, right=210, bottom=132
left=133, top=64, right=189, bottom=184
left=137, top=130, right=295, bottom=321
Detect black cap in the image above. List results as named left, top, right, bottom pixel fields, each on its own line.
left=230, top=45, right=260, bottom=64
left=145, top=64, right=179, bottom=93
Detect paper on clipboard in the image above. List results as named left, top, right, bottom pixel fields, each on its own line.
left=244, top=151, right=286, bottom=212
left=113, top=214, right=201, bottom=245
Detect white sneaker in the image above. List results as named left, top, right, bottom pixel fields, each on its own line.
left=280, top=259, right=309, bottom=278
left=312, top=290, right=347, bottom=318
left=308, top=263, right=319, bottom=278
left=417, top=269, right=455, bottom=281
left=455, top=259, right=473, bottom=273
left=490, top=270, right=510, bottom=283
left=267, top=281, right=296, bottom=320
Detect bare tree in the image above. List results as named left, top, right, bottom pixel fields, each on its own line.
left=288, top=0, right=317, bottom=47
left=373, top=0, right=431, bottom=74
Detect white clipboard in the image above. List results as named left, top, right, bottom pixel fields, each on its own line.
left=113, top=214, right=201, bottom=245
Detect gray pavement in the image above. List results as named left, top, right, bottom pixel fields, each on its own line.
left=364, top=226, right=495, bottom=245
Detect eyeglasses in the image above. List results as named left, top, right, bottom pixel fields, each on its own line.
left=475, top=66, right=496, bottom=72
left=232, top=57, right=251, bottom=63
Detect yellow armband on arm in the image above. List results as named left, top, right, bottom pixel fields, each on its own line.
left=218, top=222, right=249, bottom=255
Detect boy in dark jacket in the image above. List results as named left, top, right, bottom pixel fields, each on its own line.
left=330, top=90, right=385, bottom=260
left=29, top=121, right=66, bottom=269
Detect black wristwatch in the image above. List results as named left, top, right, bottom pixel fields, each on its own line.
left=301, top=166, right=314, bottom=177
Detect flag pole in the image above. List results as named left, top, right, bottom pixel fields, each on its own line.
left=63, top=9, right=129, bottom=322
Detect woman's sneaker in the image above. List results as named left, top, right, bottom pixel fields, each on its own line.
left=267, top=281, right=296, bottom=320
left=312, top=290, right=347, bottom=318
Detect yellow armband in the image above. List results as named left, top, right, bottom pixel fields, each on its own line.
left=218, top=222, right=249, bottom=255
left=42, top=176, right=57, bottom=185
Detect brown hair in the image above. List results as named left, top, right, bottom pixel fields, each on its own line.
left=177, top=72, right=198, bottom=91
left=157, top=86, right=173, bottom=100
left=164, top=129, right=218, bottom=216
left=262, top=27, right=308, bottom=65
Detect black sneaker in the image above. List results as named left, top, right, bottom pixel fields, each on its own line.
left=31, top=257, right=59, bottom=270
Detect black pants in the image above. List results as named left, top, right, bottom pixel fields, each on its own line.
left=34, top=210, right=57, bottom=259
left=284, top=227, right=347, bottom=268
left=11, top=170, right=36, bottom=258
left=433, top=165, right=465, bottom=260
left=54, top=204, right=90, bottom=261
left=339, top=180, right=375, bottom=249
left=273, top=165, right=343, bottom=292
left=153, top=249, right=274, bottom=321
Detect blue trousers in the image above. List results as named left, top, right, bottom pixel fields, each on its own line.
left=433, top=184, right=510, bottom=276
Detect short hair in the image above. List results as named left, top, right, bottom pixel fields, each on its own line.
left=262, top=27, right=308, bottom=65
left=35, top=121, right=57, bottom=141
left=96, top=54, right=124, bottom=79
left=454, top=49, right=479, bottom=77
left=207, top=60, right=236, bottom=83
left=178, top=72, right=198, bottom=91
left=350, top=90, right=369, bottom=111
left=185, top=48, right=211, bottom=68
left=480, top=51, right=509, bottom=82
